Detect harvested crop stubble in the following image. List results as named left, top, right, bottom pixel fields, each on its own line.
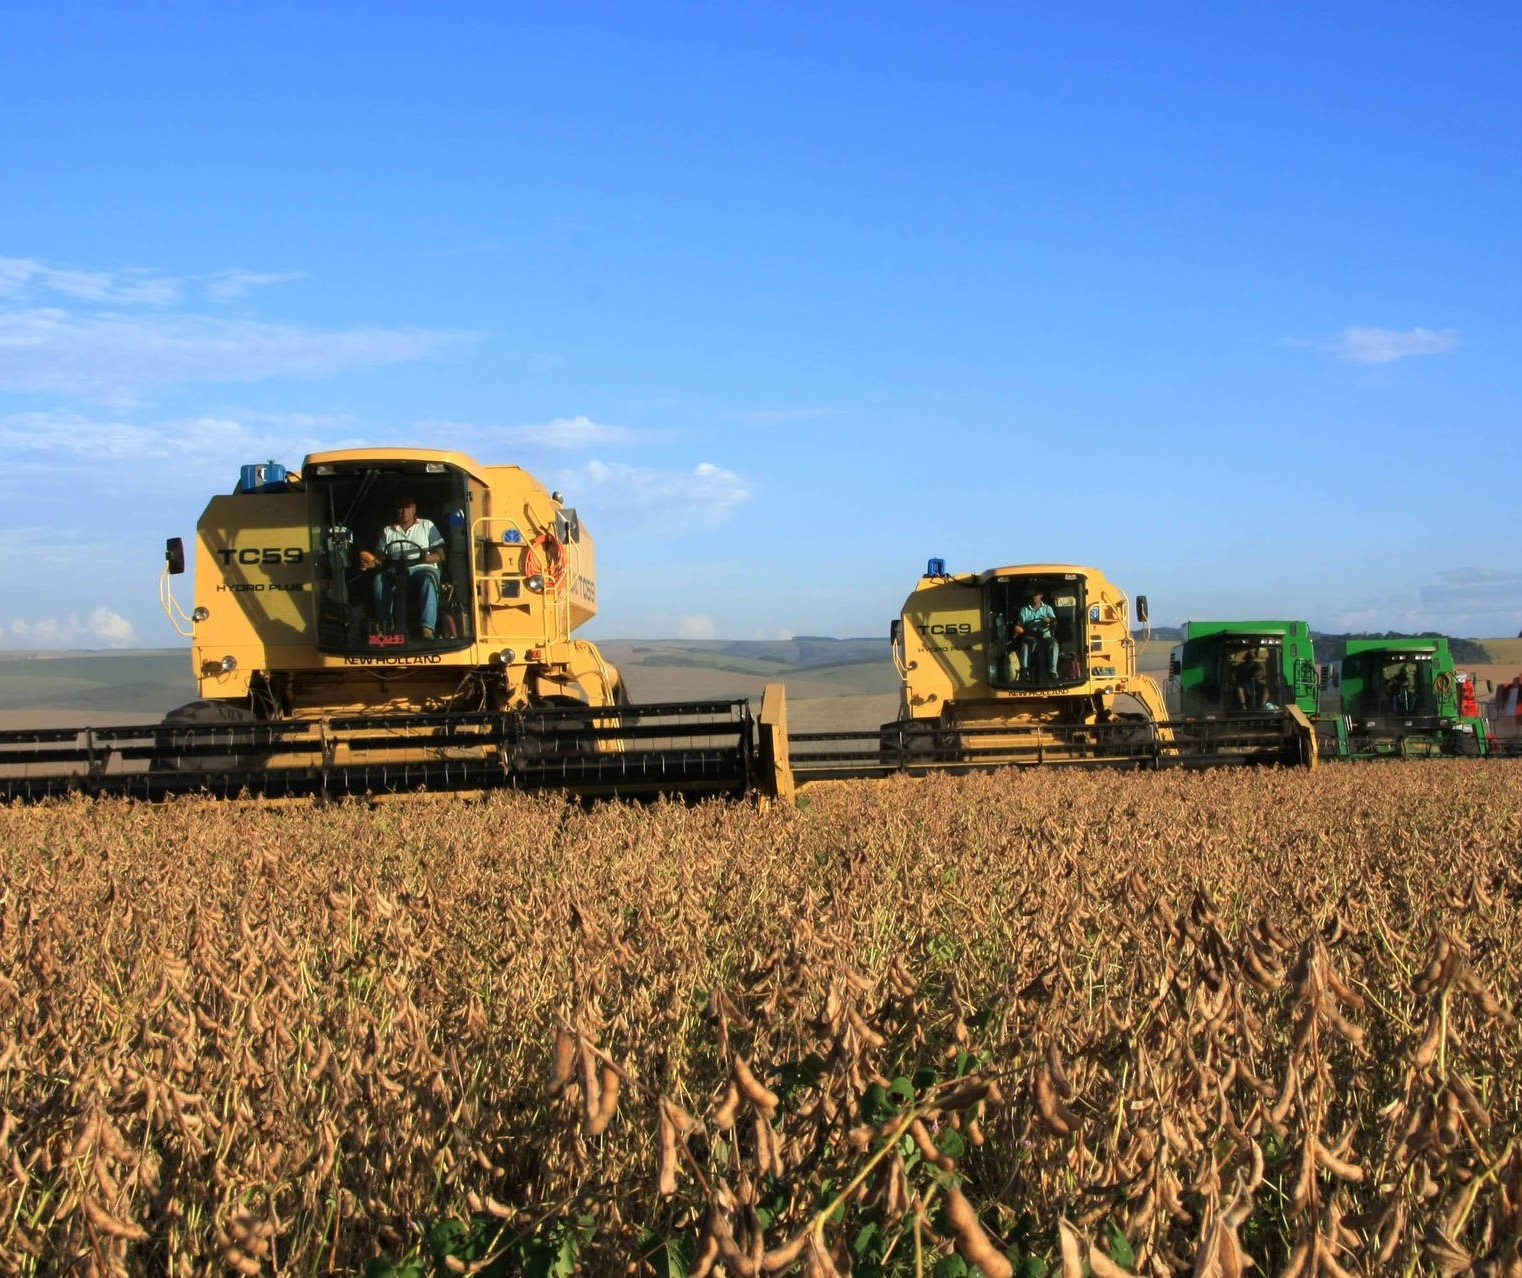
left=1, top=761, right=1520, bottom=1274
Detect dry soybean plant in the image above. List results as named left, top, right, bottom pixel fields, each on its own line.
left=0, top=761, right=1519, bottom=1275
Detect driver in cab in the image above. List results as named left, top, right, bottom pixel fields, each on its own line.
left=359, top=495, right=446, bottom=639
left=1015, top=588, right=1060, bottom=681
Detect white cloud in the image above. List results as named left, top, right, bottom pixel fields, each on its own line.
left=415, top=414, right=659, bottom=450
left=677, top=614, right=717, bottom=640
left=0, top=256, right=310, bottom=306
left=0, top=254, right=456, bottom=401
left=565, top=458, right=751, bottom=525
left=10, top=522, right=136, bottom=566
left=204, top=269, right=305, bottom=300
left=1324, top=607, right=1383, bottom=631
left=0, top=256, right=183, bottom=305
left=0, top=409, right=299, bottom=468
left=5, top=607, right=136, bottom=649
left=0, top=411, right=341, bottom=511
left=89, top=607, right=136, bottom=644
left=0, top=308, right=457, bottom=400
left=1320, top=568, right=1522, bottom=638
left=1418, top=569, right=1522, bottom=630
left=232, top=408, right=361, bottom=433
left=1323, top=326, right=1459, bottom=365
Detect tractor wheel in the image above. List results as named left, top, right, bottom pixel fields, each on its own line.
left=151, top=700, right=261, bottom=777
left=878, top=720, right=959, bottom=768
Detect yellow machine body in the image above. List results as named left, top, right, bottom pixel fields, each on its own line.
left=772, top=559, right=1191, bottom=786
left=183, top=448, right=620, bottom=719
left=894, top=562, right=1170, bottom=733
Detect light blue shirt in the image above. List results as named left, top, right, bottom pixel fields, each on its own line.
left=1018, top=600, right=1055, bottom=634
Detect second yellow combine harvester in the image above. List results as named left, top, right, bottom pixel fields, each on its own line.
left=770, top=558, right=1317, bottom=796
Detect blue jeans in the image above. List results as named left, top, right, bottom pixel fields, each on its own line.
left=1020, top=634, right=1058, bottom=677
left=374, top=566, right=439, bottom=634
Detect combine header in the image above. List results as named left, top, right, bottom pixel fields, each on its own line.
left=774, top=561, right=1317, bottom=795
left=0, top=450, right=756, bottom=801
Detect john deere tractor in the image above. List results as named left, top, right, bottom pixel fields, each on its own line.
left=1319, top=637, right=1490, bottom=759
left=1166, top=620, right=1321, bottom=764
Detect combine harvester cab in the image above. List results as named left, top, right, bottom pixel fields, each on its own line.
left=1168, top=621, right=1321, bottom=766
left=0, top=449, right=755, bottom=801
left=1319, top=637, right=1490, bottom=760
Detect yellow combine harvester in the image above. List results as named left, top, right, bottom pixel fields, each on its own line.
left=770, top=559, right=1316, bottom=795
left=0, top=449, right=755, bottom=800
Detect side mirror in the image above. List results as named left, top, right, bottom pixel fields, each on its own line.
left=165, top=537, right=186, bottom=575
left=555, top=509, right=581, bottom=544
left=1168, top=656, right=1180, bottom=677
left=1136, top=594, right=1149, bottom=624
left=889, top=619, right=902, bottom=644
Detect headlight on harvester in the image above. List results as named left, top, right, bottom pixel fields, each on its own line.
left=525, top=574, right=545, bottom=593
left=489, top=649, right=517, bottom=666
left=220, top=655, right=237, bottom=673
left=192, top=606, right=210, bottom=622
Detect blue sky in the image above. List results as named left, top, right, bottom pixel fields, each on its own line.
left=1, top=2, right=1518, bottom=648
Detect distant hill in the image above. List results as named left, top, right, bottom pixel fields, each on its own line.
left=595, top=637, right=898, bottom=703
left=605, top=636, right=884, bottom=675
left=0, top=650, right=193, bottom=713
left=0, top=640, right=900, bottom=725
left=1311, top=633, right=1491, bottom=665
left=1485, top=638, right=1522, bottom=668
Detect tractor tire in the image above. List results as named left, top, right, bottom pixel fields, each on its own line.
left=151, top=700, right=262, bottom=776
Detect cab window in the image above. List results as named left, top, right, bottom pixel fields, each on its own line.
left=985, top=576, right=1087, bottom=689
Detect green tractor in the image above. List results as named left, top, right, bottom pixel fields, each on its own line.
left=1320, top=637, right=1490, bottom=759
left=1167, top=621, right=1320, bottom=764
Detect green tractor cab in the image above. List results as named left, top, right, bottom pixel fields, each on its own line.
left=1167, top=621, right=1320, bottom=764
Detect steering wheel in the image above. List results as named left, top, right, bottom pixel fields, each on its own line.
left=383, top=540, right=427, bottom=566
